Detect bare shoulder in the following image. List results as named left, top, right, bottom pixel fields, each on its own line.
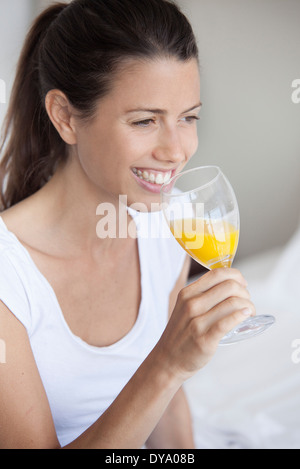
left=0, top=194, right=62, bottom=266
left=1, top=197, right=39, bottom=241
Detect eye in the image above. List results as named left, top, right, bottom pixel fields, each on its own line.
left=132, top=118, right=155, bottom=128
left=181, top=115, right=200, bottom=124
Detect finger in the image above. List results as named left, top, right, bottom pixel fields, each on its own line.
left=183, top=268, right=247, bottom=299
left=205, top=307, right=256, bottom=346
left=199, top=279, right=250, bottom=315
left=180, top=278, right=251, bottom=319
left=197, top=297, right=256, bottom=333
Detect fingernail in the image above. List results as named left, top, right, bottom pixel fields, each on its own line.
left=242, top=308, right=252, bottom=316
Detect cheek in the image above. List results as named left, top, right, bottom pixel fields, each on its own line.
left=123, top=130, right=151, bottom=155
left=74, top=128, right=137, bottom=197
left=184, top=129, right=199, bottom=159
left=75, top=127, right=120, bottom=174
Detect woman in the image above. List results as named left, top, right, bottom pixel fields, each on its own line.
left=0, top=0, right=254, bottom=449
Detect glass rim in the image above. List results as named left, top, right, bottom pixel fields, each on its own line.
left=160, top=165, right=222, bottom=198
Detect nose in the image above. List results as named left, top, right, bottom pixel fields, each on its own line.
left=152, top=127, right=186, bottom=165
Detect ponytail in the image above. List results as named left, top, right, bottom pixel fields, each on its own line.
left=0, top=0, right=198, bottom=210
left=0, top=3, right=67, bottom=210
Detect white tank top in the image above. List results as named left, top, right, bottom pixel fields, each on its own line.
left=0, top=210, right=186, bottom=447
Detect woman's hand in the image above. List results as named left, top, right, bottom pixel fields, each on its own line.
left=155, top=268, right=255, bottom=383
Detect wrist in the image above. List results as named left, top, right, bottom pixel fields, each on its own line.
left=144, top=345, right=184, bottom=397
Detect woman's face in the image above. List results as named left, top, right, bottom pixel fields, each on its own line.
left=73, top=58, right=201, bottom=210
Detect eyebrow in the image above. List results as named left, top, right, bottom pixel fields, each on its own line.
left=125, top=102, right=202, bottom=115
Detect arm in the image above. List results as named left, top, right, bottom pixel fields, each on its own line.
left=0, top=266, right=254, bottom=449
left=0, top=299, right=182, bottom=449
left=145, top=387, right=195, bottom=449
left=146, top=256, right=196, bottom=449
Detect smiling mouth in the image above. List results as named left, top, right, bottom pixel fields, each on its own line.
left=132, top=168, right=172, bottom=185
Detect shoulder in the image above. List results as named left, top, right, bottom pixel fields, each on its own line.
left=0, top=218, right=33, bottom=332
left=0, top=216, right=32, bottom=279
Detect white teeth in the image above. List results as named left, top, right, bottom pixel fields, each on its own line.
left=164, top=172, right=171, bottom=183
left=155, top=173, right=164, bottom=185
left=133, top=168, right=172, bottom=185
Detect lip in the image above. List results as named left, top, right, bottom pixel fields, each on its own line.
left=131, top=167, right=177, bottom=194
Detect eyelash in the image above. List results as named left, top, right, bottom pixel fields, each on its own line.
left=132, top=116, right=200, bottom=127
left=183, top=116, right=200, bottom=123
left=132, top=119, right=155, bottom=127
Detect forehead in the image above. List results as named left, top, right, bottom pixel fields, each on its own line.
left=102, top=58, right=200, bottom=112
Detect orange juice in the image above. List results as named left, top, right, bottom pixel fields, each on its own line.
left=170, top=218, right=239, bottom=269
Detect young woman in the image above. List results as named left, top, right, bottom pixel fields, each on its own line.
left=0, top=0, right=254, bottom=449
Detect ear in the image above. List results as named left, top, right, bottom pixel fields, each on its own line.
left=45, top=90, right=78, bottom=145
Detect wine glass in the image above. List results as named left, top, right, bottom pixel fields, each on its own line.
left=160, top=165, right=275, bottom=345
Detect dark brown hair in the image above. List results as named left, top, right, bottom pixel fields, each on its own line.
left=0, top=0, right=198, bottom=210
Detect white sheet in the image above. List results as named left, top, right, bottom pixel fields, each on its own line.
left=184, top=226, right=300, bottom=449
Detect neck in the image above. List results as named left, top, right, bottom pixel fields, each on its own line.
left=27, top=155, right=136, bottom=257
